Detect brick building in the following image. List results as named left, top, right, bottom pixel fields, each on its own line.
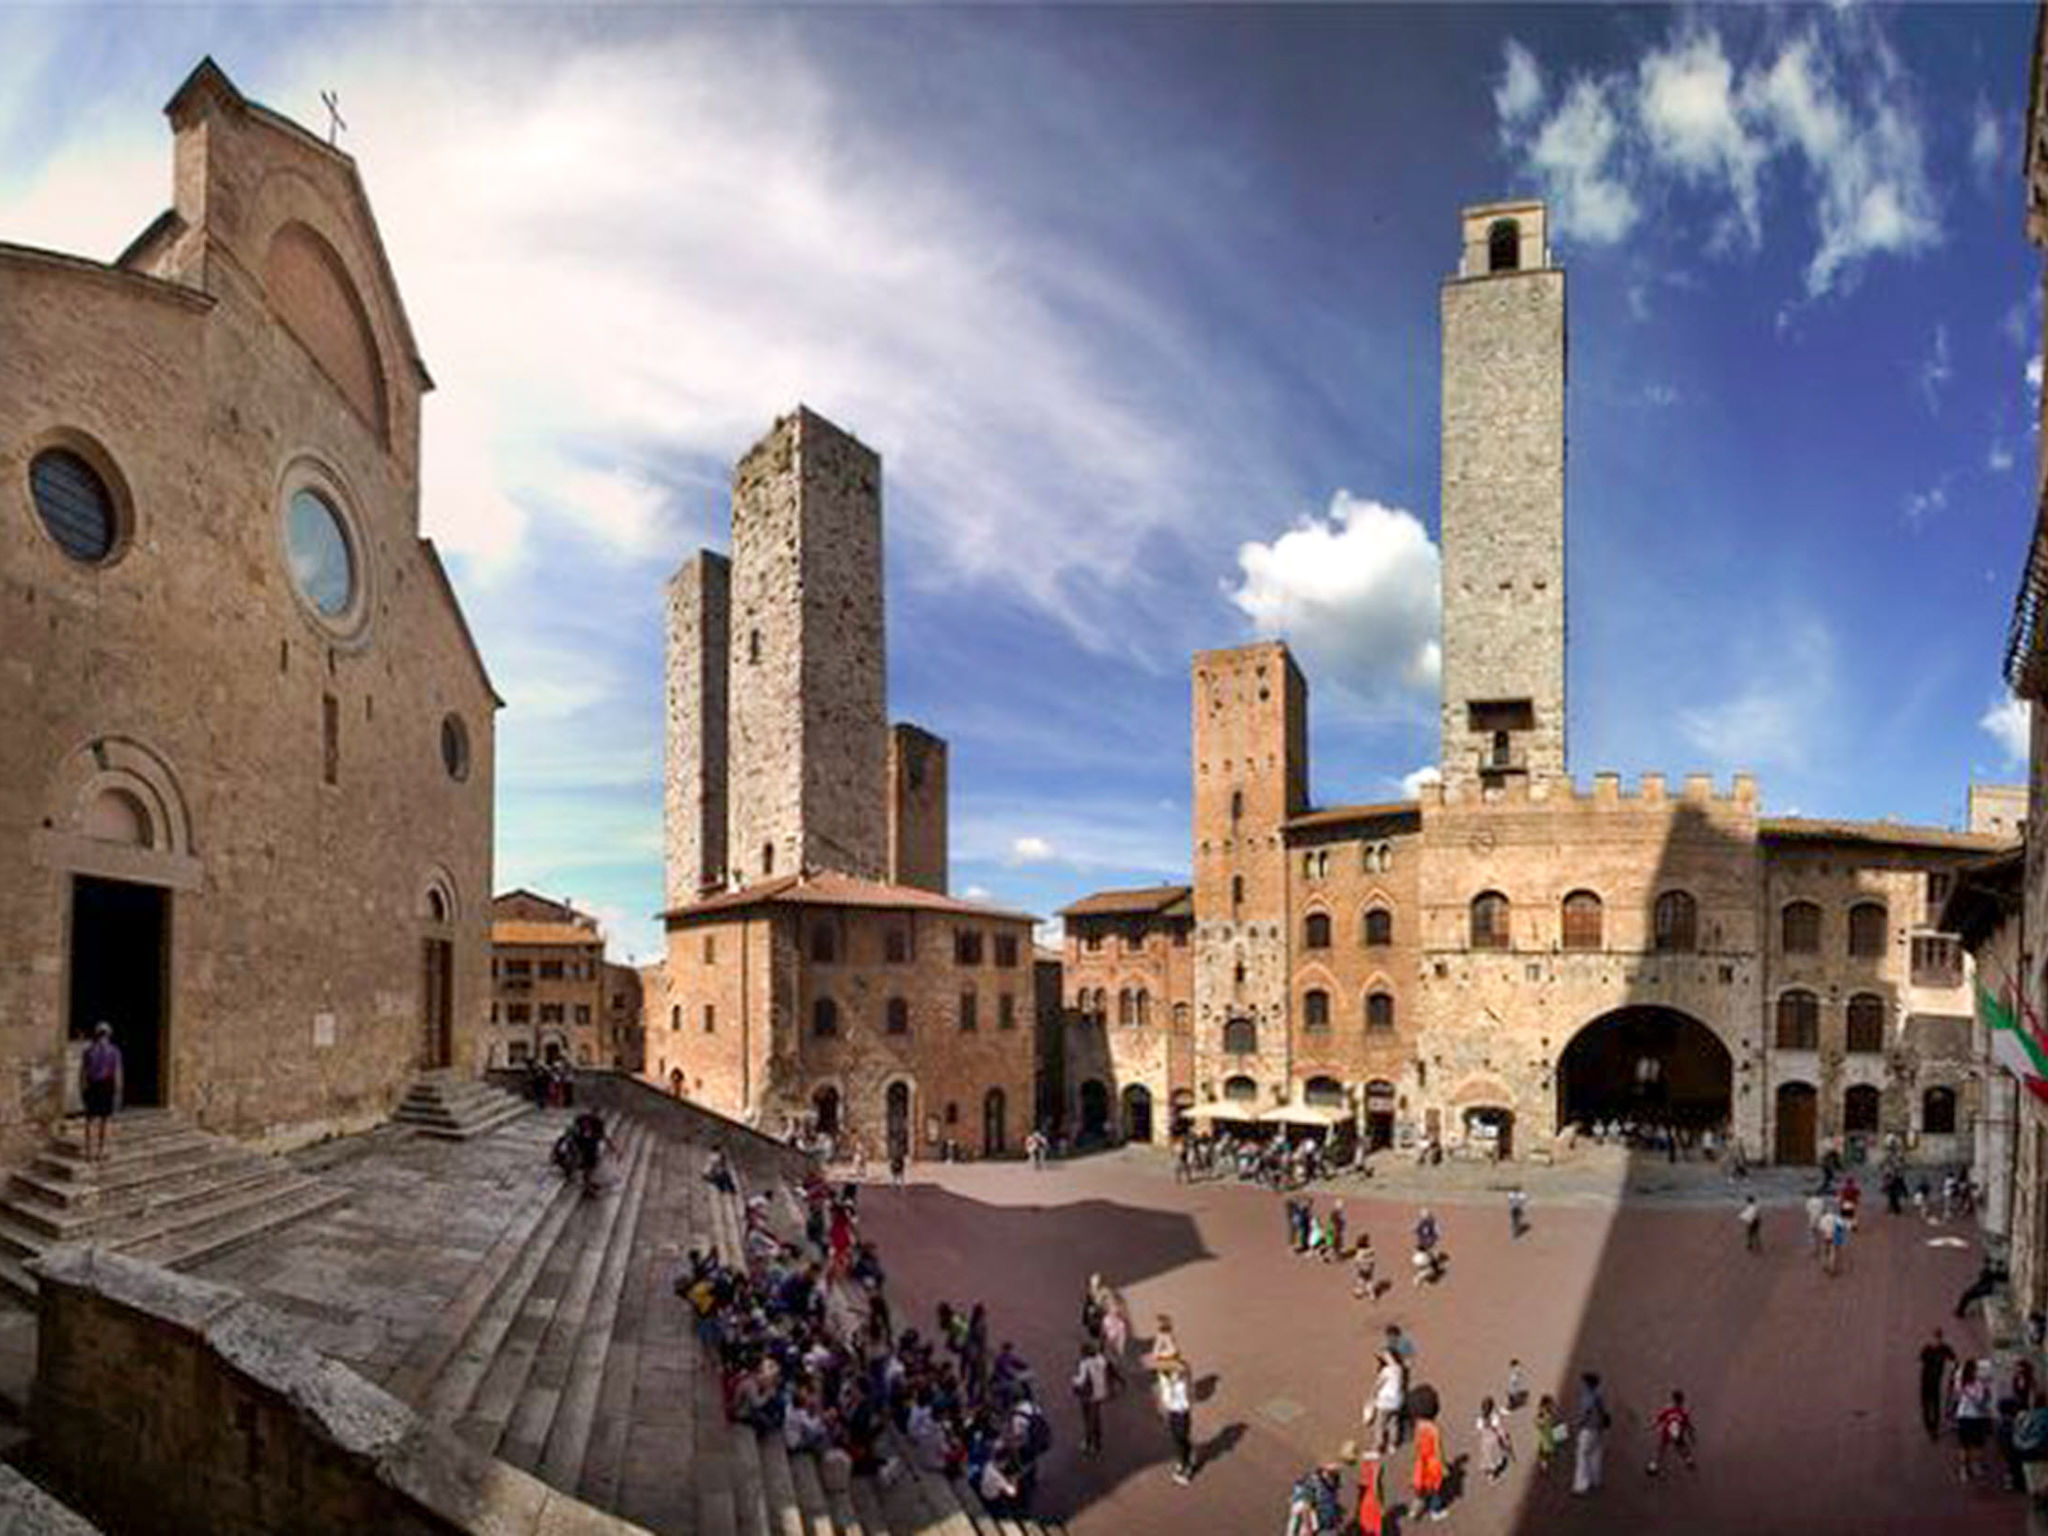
left=487, top=891, right=607, bottom=1069
left=652, top=409, right=1037, bottom=1154
left=0, top=58, right=497, bottom=1158
left=602, top=962, right=646, bottom=1074
left=1059, top=885, right=1193, bottom=1141
left=1060, top=200, right=2011, bottom=1162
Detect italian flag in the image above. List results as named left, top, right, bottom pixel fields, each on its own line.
left=1978, top=980, right=2048, bottom=1105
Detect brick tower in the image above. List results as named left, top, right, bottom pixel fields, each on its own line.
left=1190, top=642, right=1308, bottom=1106
left=663, top=551, right=730, bottom=906
left=1439, top=201, right=1567, bottom=790
left=724, top=408, right=889, bottom=886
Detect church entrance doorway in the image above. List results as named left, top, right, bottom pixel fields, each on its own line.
left=1556, top=1006, right=1731, bottom=1135
left=69, top=876, right=167, bottom=1108
left=419, top=938, right=454, bottom=1070
left=1775, top=1082, right=1818, bottom=1164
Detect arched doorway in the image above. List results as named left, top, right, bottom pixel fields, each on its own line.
left=983, top=1087, right=1007, bottom=1156
left=1365, top=1080, right=1397, bottom=1150
left=1556, top=1006, right=1733, bottom=1133
left=1170, top=1088, right=1195, bottom=1138
left=886, top=1081, right=912, bottom=1161
left=812, top=1084, right=841, bottom=1138
left=1775, top=1082, right=1818, bottom=1164
left=1122, top=1084, right=1154, bottom=1144
left=1079, top=1080, right=1110, bottom=1139
left=1464, top=1106, right=1514, bottom=1159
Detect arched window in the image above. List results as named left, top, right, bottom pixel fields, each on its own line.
left=1316, top=851, right=1330, bottom=879
left=1923, top=1085, right=1958, bottom=1135
left=812, top=997, right=838, bottom=1038
left=1223, top=1017, right=1257, bottom=1055
left=1561, top=890, right=1603, bottom=951
left=886, top=997, right=909, bottom=1034
left=811, top=924, right=836, bottom=964
left=1364, top=907, right=1393, bottom=947
left=1232, top=875, right=1244, bottom=908
left=1775, top=989, right=1819, bottom=1050
left=1223, top=1074, right=1258, bottom=1102
left=1304, top=912, right=1332, bottom=949
left=1844, top=1083, right=1880, bottom=1134
left=1653, top=890, right=1697, bottom=953
left=1304, top=1076, right=1346, bottom=1108
left=1366, top=991, right=1395, bottom=1032
left=1230, top=789, right=1243, bottom=822
left=1173, top=1002, right=1189, bottom=1029
left=1846, top=994, right=1885, bottom=1054
left=1303, top=989, right=1330, bottom=1031
left=1117, top=988, right=1134, bottom=1026
left=1488, top=218, right=1520, bottom=273
left=670, top=1005, right=681, bottom=1032
left=1847, top=901, right=1888, bottom=959
left=1135, top=988, right=1150, bottom=1027
left=1471, top=891, right=1510, bottom=951
left=1781, top=900, right=1821, bottom=955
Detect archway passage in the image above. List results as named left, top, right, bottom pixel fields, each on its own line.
left=1556, top=1006, right=1732, bottom=1135
left=1079, top=1080, right=1110, bottom=1139
left=70, top=876, right=165, bottom=1107
left=1122, top=1084, right=1153, bottom=1144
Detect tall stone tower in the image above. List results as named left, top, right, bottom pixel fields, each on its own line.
left=1190, top=642, right=1308, bottom=1105
left=887, top=723, right=949, bottom=894
left=725, top=407, right=889, bottom=886
left=1439, top=201, right=1567, bottom=790
left=664, top=551, right=731, bottom=906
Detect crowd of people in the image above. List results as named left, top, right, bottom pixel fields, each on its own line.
left=676, top=1154, right=1060, bottom=1519
left=1175, top=1129, right=1354, bottom=1188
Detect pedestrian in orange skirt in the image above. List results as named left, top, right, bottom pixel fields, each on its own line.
left=1357, top=1449, right=1384, bottom=1536
left=1413, top=1409, right=1447, bottom=1521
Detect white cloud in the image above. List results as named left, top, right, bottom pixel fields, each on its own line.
left=1526, top=77, right=1640, bottom=245
left=1227, top=491, right=1441, bottom=710
left=1643, top=383, right=1679, bottom=407
left=1918, top=324, right=1952, bottom=412
left=1971, top=98, right=2003, bottom=188
left=1638, top=31, right=1765, bottom=244
left=1008, top=836, right=1057, bottom=865
left=1400, top=765, right=1442, bottom=798
left=2029, top=354, right=2043, bottom=399
left=1033, top=917, right=1065, bottom=952
left=1982, top=695, right=2031, bottom=765
left=1495, top=40, right=1545, bottom=126
left=962, top=884, right=995, bottom=902
left=1990, top=439, right=2017, bottom=474
left=1677, top=620, right=1834, bottom=772
left=1902, top=481, right=1948, bottom=526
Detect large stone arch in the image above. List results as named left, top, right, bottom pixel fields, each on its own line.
left=1555, top=1005, right=1734, bottom=1134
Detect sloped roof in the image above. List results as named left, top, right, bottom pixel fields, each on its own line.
left=492, top=921, right=602, bottom=948
left=1939, top=846, right=2025, bottom=947
left=663, top=870, right=1034, bottom=925
left=1058, top=885, right=1192, bottom=919
left=1758, top=817, right=2013, bottom=854
left=1283, top=801, right=1421, bottom=833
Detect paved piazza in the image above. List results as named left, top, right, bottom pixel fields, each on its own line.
left=856, top=1150, right=2020, bottom=1536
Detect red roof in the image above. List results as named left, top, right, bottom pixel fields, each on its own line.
left=1283, top=801, right=1420, bottom=833
left=1058, top=884, right=1193, bottom=918
left=662, top=870, right=1034, bottom=924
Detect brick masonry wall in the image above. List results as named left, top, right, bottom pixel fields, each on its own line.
left=887, top=724, right=948, bottom=894
left=0, top=79, right=494, bottom=1162
left=663, top=552, right=729, bottom=905
left=1061, top=914, right=1193, bottom=1141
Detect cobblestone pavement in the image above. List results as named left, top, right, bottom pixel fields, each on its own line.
left=855, top=1148, right=2021, bottom=1536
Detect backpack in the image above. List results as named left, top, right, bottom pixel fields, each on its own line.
left=1023, top=1406, right=1052, bottom=1459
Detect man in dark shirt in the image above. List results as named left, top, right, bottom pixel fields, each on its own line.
left=1920, top=1327, right=1958, bottom=1440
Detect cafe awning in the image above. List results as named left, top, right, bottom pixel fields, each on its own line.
left=1260, top=1102, right=1350, bottom=1127
left=1186, top=1101, right=1261, bottom=1123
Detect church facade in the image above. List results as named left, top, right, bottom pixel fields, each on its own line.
left=1062, top=202, right=2007, bottom=1165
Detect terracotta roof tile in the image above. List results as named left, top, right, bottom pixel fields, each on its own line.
left=1757, top=817, right=2013, bottom=854
left=662, top=870, right=1035, bottom=924
left=1057, top=884, right=1193, bottom=918
left=1283, top=801, right=1421, bottom=833
left=492, top=921, right=602, bottom=947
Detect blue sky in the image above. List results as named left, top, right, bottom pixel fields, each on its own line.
left=3, top=5, right=2040, bottom=962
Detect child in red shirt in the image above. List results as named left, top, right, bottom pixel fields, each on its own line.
left=1647, top=1389, right=1697, bottom=1474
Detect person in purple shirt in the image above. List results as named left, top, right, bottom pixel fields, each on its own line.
left=80, top=1022, right=123, bottom=1161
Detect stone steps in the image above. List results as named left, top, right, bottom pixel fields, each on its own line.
left=394, top=1073, right=535, bottom=1141
left=0, top=1112, right=346, bottom=1304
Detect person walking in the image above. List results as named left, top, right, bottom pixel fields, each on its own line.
left=1509, top=1185, right=1528, bottom=1240
left=1506, top=1358, right=1528, bottom=1411
left=1572, top=1371, right=1609, bottom=1496
left=1822, top=1204, right=1847, bottom=1277
left=1356, top=1448, right=1385, bottom=1536
left=1367, top=1348, right=1407, bottom=1456
left=889, top=1146, right=907, bottom=1190
left=79, top=1022, right=123, bottom=1162
left=1646, top=1389, right=1696, bottom=1474
left=1739, top=1194, right=1762, bottom=1253
left=1352, top=1233, right=1378, bottom=1301
left=1805, top=1191, right=1826, bottom=1260
left=1534, top=1394, right=1565, bottom=1477
left=1412, top=1404, right=1447, bottom=1521
left=1413, top=1208, right=1442, bottom=1287
left=1956, top=1358, right=1996, bottom=1483
left=1072, top=1340, right=1110, bottom=1458
left=1476, top=1394, right=1515, bottom=1481
left=1156, top=1357, right=1195, bottom=1486
left=1329, top=1199, right=1347, bottom=1260
left=1920, top=1328, right=1958, bottom=1441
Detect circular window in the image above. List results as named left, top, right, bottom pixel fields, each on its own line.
left=440, top=713, right=470, bottom=782
left=285, top=487, right=356, bottom=617
left=29, top=449, right=118, bottom=564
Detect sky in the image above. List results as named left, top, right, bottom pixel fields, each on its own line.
left=3, top=4, right=2041, bottom=963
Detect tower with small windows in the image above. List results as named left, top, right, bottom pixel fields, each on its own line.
left=1439, top=201, right=1567, bottom=790
left=1190, top=642, right=1308, bottom=1105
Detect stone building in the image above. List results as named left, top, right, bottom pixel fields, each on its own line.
left=486, top=891, right=608, bottom=1069
left=602, top=961, right=646, bottom=1074
left=0, top=58, right=497, bottom=1158
left=652, top=409, right=1037, bottom=1153
left=1058, top=885, right=1193, bottom=1141
left=1060, top=199, right=2010, bottom=1162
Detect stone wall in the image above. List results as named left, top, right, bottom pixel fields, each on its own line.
left=0, top=63, right=495, bottom=1163
left=650, top=914, right=773, bottom=1112
left=726, top=410, right=887, bottom=888
left=30, top=1246, right=641, bottom=1536
left=1439, top=203, right=1566, bottom=790
left=886, top=724, right=948, bottom=895
left=1061, top=909, right=1193, bottom=1142
left=663, top=551, right=730, bottom=906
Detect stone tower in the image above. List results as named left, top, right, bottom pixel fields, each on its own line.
left=663, top=551, right=730, bottom=907
left=1190, top=642, right=1308, bottom=1105
left=725, top=407, right=888, bottom=886
left=887, top=723, right=949, bottom=894
left=1439, top=201, right=1567, bottom=790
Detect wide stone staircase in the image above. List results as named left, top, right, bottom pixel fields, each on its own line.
left=371, top=1109, right=1066, bottom=1536
left=0, top=1108, right=348, bottom=1304
left=393, top=1069, right=534, bottom=1140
